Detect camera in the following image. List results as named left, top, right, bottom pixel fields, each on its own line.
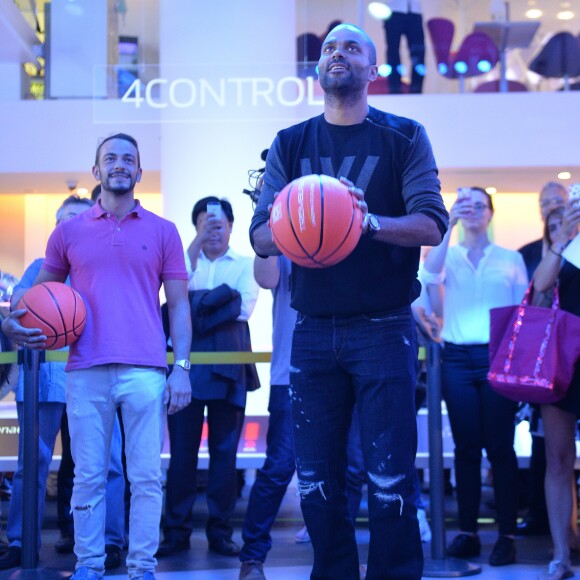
left=242, top=149, right=268, bottom=204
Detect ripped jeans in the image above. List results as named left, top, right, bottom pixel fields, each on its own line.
left=290, top=309, right=422, bottom=580
left=66, top=365, right=166, bottom=579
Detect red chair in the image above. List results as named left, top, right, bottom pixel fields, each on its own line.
left=296, top=33, right=321, bottom=78
left=367, top=77, right=409, bottom=95
left=427, top=18, right=499, bottom=92
left=475, top=79, right=527, bottom=92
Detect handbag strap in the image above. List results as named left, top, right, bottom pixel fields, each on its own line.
left=502, top=281, right=560, bottom=377
left=521, top=280, right=560, bottom=309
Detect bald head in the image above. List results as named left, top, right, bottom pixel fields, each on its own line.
left=323, top=23, right=377, bottom=65
left=539, top=181, right=568, bottom=221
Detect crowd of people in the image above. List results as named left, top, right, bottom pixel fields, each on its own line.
left=0, top=21, right=579, bottom=580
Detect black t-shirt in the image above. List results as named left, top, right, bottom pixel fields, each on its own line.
left=250, top=107, right=448, bottom=317
left=559, top=261, right=580, bottom=317
left=518, top=238, right=543, bottom=282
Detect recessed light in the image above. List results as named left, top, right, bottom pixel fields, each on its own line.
left=525, top=8, right=543, bottom=18
left=557, top=10, right=574, bottom=20
left=77, top=187, right=88, bottom=195
left=368, top=2, right=392, bottom=20
left=485, top=187, right=497, bottom=195
left=557, top=171, right=572, bottom=180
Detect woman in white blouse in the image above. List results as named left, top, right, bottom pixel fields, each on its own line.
left=423, top=187, right=528, bottom=567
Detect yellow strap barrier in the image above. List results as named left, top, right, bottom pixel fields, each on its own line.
left=0, top=346, right=426, bottom=365
left=0, top=351, right=273, bottom=365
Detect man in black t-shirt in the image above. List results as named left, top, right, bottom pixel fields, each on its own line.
left=250, top=23, right=447, bottom=580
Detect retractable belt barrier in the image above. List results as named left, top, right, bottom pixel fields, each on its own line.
left=8, top=345, right=438, bottom=576
left=0, top=348, right=426, bottom=364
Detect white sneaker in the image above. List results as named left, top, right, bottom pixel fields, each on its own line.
left=539, top=560, right=574, bottom=579
left=294, top=525, right=311, bottom=543
left=417, top=508, right=432, bottom=542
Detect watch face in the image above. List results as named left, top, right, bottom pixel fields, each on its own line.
left=176, top=360, right=191, bottom=370
left=370, top=214, right=380, bottom=230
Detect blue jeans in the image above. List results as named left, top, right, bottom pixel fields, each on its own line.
left=290, top=309, right=422, bottom=580
left=442, top=343, right=518, bottom=536
left=240, top=384, right=296, bottom=562
left=67, top=365, right=166, bottom=579
left=7, top=402, right=65, bottom=550
left=7, top=403, right=125, bottom=550
left=57, top=407, right=126, bottom=547
left=347, top=410, right=425, bottom=518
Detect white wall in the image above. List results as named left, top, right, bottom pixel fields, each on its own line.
left=48, top=0, right=110, bottom=98
left=1, top=0, right=578, bottom=416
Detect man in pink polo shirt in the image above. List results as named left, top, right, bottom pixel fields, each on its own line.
left=2, top=133, right=192, bottom=580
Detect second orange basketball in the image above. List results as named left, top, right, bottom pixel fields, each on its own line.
left=17, top=282, right=87, bottom=350
left=269, top=174, right=363, bottom=268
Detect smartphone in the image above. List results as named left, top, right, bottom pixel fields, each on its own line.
left=570, top=183, right=580, bottom=202
left=457, top=187, right=472, bottom=200
left=207, top=202, right=222, bottom=218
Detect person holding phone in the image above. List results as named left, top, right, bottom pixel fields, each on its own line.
left=533, top=200, right=580, bottom=580
left=517, top=182, right=569, bottom=539
left=423, top=187, right=528, bottom=567
left=158, top=197, right=260, bottom=558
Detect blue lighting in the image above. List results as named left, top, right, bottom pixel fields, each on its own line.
left=378, top=64, right=392, bottom=77
left=415, top=64, right=426, bottom=77
left=477, top=60, right=492, bottom=72
left=396, top=64, right=406, bottom=76
left=454, top=61, right=468, bottom=74
left=438, top=63, right=448, bottom=75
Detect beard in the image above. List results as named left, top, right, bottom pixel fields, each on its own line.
left=319, top=65, right=368, bottom=101
left=100, top=173, right=137, bottom=196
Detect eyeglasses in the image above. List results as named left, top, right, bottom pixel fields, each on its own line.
left=472, top=203, right=490, bottom=212
left=540, top=197, right=565, bottom=209
left=56, top=212, right=80, bottom=224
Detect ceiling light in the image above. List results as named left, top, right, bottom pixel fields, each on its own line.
left=77, top=187, right=89, bottom=195
left=368, top=2, right=392, bottom=20
left=525, top=8, right=543, bottom=18
left=485, top=187, right=497, bottom=195
left=557, top=171, right=572, bottom=180
left=557, top=10, right=574, bottom=20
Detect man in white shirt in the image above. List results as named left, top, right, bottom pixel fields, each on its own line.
left=157, top=197, right=260, bottom=558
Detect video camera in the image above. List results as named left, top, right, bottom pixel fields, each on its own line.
left=242, top=149, right=268, bottom=204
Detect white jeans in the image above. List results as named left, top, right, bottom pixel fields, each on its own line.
left=66, top=364, right=166, bottom=579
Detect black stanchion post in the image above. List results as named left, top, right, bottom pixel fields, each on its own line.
left=9, top=348, right=66, bottom=580
left=427, top=340, right=446, bottom=560
left=22, top=347, right=40, bottom=570
left=422, top=341, right=481, bottom=577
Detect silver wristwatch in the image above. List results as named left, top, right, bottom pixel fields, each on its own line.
left=367, top=214, right=380, bottom=238
left=174, top=359, right=191, bottom=371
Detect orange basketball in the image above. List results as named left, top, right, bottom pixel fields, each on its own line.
left=17, top=282, right=87, bottom=350
left=269, top=174, right=363, bottom=268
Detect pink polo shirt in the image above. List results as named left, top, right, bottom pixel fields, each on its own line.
left=43, top=201, right=187, bottom=371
